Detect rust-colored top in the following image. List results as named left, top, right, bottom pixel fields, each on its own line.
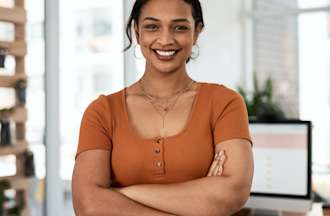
left=75, top=82, right=252, bottom=187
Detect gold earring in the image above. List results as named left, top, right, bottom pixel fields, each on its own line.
left=191, top=44, right=200, bottom=59
left=134, top=44, right=144, bottom=59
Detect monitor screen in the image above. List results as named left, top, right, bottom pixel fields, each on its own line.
left=249, top=121, right=311, bottom=199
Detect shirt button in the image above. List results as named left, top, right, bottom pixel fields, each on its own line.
left=156, top=161, right=162, bottom=167
left=155, top=148, right=161, bottom=154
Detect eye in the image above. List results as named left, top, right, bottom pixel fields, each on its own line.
left=174, top=25, right=189, bottom=31
left=144, top=24, right=159, bottom=31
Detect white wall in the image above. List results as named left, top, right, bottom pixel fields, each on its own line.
left=124, top=0, right=246, bottom=89
left=123, top=0, right=138, bottom=85
left=188, top=0, right=245, bottom=89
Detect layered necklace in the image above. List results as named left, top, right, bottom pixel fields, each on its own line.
left=138, top=78, right=195, bottom=137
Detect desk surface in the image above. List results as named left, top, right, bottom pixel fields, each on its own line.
left=234, top=204, right=330, bottom=216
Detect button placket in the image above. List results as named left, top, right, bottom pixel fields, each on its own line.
left=155, top=148, right=161, bottom=154
left=153, top=137, right=165, bottom=174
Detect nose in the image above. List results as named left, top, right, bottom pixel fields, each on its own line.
left=157, top=28, right=175, bottom=45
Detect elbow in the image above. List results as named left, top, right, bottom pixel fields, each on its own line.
left=226, top=185, right=251, bottom=215
left=210, top=185, right=251, bottom=216
left=232, top=191, right=250, bottom=214
left=80, top=206, right=99, bottom=216
left=73, top=194, right=103, bottom=216
left=73, top=193, right=94, bottom=216
left=72, top=186, right=103, bottom=216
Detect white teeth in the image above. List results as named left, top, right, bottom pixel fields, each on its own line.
left=155, top=50, right=176, bottom=57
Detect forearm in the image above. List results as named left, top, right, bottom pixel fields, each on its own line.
left=76, top=185, right=176, bottom=216
left=118, top=176, right=245, bottom=216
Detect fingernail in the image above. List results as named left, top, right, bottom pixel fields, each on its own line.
left=217, top=166, right=222, bottom=174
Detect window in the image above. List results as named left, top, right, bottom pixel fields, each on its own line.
left=248, top=0, right=330, bottom=177
left=59, top=0, right=124, bottom=181
left=297, top=1, right=330, bottom=173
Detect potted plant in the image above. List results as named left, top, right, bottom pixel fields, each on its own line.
left=238, top=72, right=286, bottom=121
left=0, top=179, right=25, bottom=216
left=0, top=179, right=10, bottom=215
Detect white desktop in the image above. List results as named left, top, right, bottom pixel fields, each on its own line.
left=244, top=120, right=313, bottom=215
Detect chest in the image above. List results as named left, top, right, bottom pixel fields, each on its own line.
left=125, top=90, right=199, bottom=139
left=110, top=85, right=215, bottom=186
left=111, top=125, right=214, bottom=187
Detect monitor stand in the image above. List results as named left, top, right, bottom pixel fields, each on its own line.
left=250, top=209, right=306, bottom=216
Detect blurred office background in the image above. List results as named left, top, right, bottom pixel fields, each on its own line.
left=0, top=0, right=329, bottom=215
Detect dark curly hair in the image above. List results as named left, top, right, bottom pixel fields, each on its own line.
left=124, top=0, right=205, bottom=62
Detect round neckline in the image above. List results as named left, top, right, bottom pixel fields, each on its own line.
left=121, top=82, right=204, bottom=142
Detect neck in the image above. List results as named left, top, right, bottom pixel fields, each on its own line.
left=141, top=66, right=193, bottom=98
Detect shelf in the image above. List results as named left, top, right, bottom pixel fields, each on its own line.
left=8, top=177, right=31, bottom=190
left=11, top=106, right=27, bottom=123
left=0, top=73, right=27, bottom=87
left=0, top=140, right=28, bottom=156
left=0, top=41, right=27, bottom=57
left=0, top=176, right=32, bottom=190
left=0, top=2, right=30, bottom=215
left=0, top=7, right=26, bottom=24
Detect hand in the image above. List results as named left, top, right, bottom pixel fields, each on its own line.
left=207, top=150, right=226, bottom=177
left=112, top=187, right=127, bottom=195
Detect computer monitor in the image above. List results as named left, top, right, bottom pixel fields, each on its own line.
left=244, top=120, right=313, bottom=215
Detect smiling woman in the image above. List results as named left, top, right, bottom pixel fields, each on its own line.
left=72, top=0, right=254, bottom=216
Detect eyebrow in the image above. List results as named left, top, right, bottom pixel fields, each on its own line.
left=143, top=17, right=191, bottom=23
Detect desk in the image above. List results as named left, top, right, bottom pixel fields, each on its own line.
left=234, top=203, right=330, bottom=216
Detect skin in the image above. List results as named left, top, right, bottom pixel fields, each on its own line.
left=133, top=0, right=203, bottom=98
left=128, top=0, right=226, bottom=178
left=115, top=140, right=252, bottom=216
left=72, top=0, right=253, bottom=215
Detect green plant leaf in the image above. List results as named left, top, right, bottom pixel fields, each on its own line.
left=264, top=77, right=273, bottom=103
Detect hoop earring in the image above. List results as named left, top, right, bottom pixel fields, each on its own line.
left=134, top=44, right=144, bottom=59
left=191, top=44, right=200, bottom=60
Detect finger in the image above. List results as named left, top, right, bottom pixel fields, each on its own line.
left=207, top=151, right=223, bottom=176
left=217, top=154, right=226, bottom=167
left=212, top=151, right=226, bottom=175
left=220, top=153, right=226, bottom=164
left=216, top=155, right=226, bottom=176
left=216, top=164, right=223, bottom=176
left=209, top=151, right=224, bottom=176
left=207, top=152, right=220, bottom=176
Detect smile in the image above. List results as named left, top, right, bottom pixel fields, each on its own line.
left=152, top=49, right=180, bottom=60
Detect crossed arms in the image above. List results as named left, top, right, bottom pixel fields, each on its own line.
left=72, top=138, right=254, bottom=216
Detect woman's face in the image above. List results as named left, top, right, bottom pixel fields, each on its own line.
left=135, top=0, right=202, bottom=74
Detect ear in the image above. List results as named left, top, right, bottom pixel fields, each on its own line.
left=193, top=23, right=203, bottom=45
left=134, top=23, right=140, bottom=44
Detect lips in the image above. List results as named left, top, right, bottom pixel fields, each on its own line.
left=152, top=49, right=180, bottom=61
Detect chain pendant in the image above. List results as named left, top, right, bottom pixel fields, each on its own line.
left=138, top=78, right=196, bottom=139
left=161, top=117, right=166, bottom=137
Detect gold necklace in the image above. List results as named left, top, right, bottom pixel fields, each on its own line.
left=138, top=79, right=195, bottom=137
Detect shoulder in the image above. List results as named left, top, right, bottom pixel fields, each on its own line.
left=85, top=95, right=110, bottom=114
left=89, top=88, right=123, bottom=108
left=84, top=88, right=124, bottom=117
left=203, top=82, right=243, bottom=104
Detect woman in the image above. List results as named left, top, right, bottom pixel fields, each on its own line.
left=72, top=0, right=254, bottom=215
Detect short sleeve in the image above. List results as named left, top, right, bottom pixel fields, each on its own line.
left=212, top=85, right=253, bottom=146
left=75, top=95, right=113, bottom=160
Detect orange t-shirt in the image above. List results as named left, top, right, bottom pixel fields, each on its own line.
left=75, top=82, right=252, bottom=187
